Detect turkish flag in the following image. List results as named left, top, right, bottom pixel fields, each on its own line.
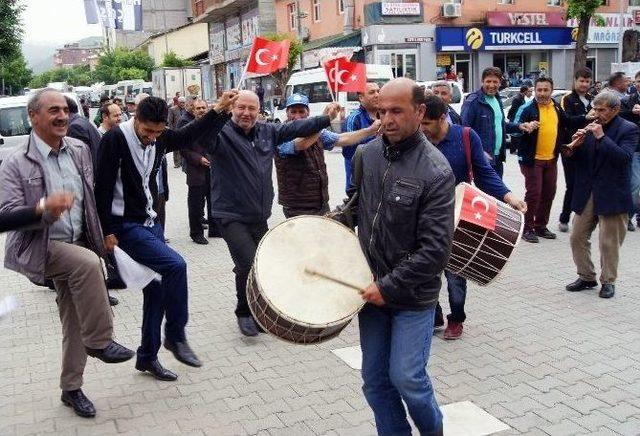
left=323, top=56, right=367, bottom=93
left=246, top=37, right=290, bottom=75
left=459, top=183, right=498, bottom=231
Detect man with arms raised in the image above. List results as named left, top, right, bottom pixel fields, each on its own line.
left=208, top=90, right=341, bottom=337
left=350, top=78, right=454, bottom=435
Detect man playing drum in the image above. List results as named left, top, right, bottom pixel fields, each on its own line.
left=350, top=78, right=454, bottom=436
left=420, top=94, right=527, bottom=340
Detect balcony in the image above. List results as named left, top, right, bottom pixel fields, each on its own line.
left=193, top=0, right=259, bottom=22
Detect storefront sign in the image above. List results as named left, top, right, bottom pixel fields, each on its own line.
left=436, top=27, right=575, bottom=52
left=436, top=54, right=452, bottom=67
left=241, top=9, right=259, bottom=47
left=209, top=22, right=225, bottom=64
left=405, top=37, right=431, bottom=43
left=566, top=13, right=633, bottom=45
left=381, top=3, right=421, bottom=16
left=225, top=16, right=241, bottom=52
left=486, top=11, right=566, bottom=27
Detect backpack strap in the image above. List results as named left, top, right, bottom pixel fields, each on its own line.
left=462, top=127, right=474, bottom=184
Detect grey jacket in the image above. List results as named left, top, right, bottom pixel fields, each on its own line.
left=0, top=133, right=106, bottom=285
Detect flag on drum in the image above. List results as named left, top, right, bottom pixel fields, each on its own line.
left=459, top=186, right=498, bottom=231
left=246, top=37, right=291, bottom=75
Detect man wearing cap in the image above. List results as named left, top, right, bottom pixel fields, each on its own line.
left=275, top=94, right=381, bottom=217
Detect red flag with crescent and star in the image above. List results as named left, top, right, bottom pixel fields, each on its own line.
left=323, top=56, right=367, bottom=93
left=459, top=184, right=498, bottom=231
left=246, top=37, right=290, bottom=75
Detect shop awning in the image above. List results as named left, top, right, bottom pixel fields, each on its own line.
left=303, top=30, right=362, bottom=52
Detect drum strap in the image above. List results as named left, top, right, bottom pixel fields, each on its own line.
left=462, top=127, right=474, bottom=184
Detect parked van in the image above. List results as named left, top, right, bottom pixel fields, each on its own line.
left=0, top=93, right=85, bottom=164
left=272, top=64, right=394, bottom=123
left=116, top=79, right=144, bottom=98
left=415, top=80, right=465, bottom=115
left=132, top=81, right=153, bottom=97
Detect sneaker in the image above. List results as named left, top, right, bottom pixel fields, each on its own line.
left=535, top=228, right=557, bottom=239
left=627, top=220, right=635, bottom=232
left=444, top=320, right=463, bottom=340
left=191, top=234, right=209, bottom=245
left=522, top=230, right=539, bottom=243
left=558, top=222, right=569, bottom=233
left=237, top=317, right=259, bottom=337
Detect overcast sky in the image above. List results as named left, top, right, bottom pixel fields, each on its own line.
left=21, top=0, right=102, bottom=45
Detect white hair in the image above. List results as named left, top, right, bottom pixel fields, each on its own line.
left=135, top=93, right=150, bottom=105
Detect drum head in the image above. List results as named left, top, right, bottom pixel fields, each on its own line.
left=253, top=216, right=370, bottom=327
left=453, top=182, right=468, bottom=226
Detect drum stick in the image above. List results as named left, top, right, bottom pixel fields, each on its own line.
left=304, top=268, right=364, bottom=294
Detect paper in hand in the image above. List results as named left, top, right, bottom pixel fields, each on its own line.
left=113, top=246, right=161, bottom=290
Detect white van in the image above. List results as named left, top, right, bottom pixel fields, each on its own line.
left=132, top=81, right=153, bottom=97
left=0, top=93, right=85, bottom=164
left=416, top=80, right=465, bottom=115
left=272, top=64, right=394, bottom=123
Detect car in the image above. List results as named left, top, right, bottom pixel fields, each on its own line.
left=0, top=92, right=85, bottom=165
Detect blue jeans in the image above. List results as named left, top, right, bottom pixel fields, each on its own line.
left=344, top=157, right=353, bottom=192
left=359, top=304, right=443, bottom=436
left=630, top=152, right=640, bottom=220
left=115, top=221, right=189, bottom=362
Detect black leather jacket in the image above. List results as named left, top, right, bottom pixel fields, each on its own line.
left=354, top=130, right=455, bottom=310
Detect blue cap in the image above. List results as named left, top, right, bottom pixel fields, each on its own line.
left=285, top=93, right=309, bottom=108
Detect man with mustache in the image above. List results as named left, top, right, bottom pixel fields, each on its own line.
left=0, top=89, right=135, bottom=418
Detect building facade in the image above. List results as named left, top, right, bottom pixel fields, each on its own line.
left=115, top=0, right=192, bottom=48
left=53, top=42, right=102, bottom=70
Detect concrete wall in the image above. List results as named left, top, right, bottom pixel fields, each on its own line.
left=147, top=23, right=209, bottom=64
left=116, top=0, right=190, bottom=48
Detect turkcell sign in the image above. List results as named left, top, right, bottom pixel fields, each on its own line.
left=436, top=27, right=575, bottom=52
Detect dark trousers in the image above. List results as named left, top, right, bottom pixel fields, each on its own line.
left=283, top=203, right=330, bottom=219
left=559, top=154, right=575, bottom=224
left=435, top=271, right=467, bottom=324
left=157, top=193, right=167, bottom=229
left=216, top=220, right=269, bottom=317
left=188, top=182, right=212, bottom=237
left=520, top=159, right=558, bottom=233
left=491, top=156, right=504, bottom=179
left=115, top=222, right=189, bottom=363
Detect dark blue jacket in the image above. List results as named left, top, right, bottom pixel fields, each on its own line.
left=461, top=89, right=521, bottom=162
left=434, top=124, right=509, bottom=200
left=344, top=105, right=376, bottom=161
left=208, top=116, right=331, bottom=223
left=570, top=115, right=639, bottom=216
left=516, top=99, right=586, bottom=167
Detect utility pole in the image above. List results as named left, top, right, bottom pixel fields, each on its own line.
left=618, top=0, right=625, bottom=63
left=296, top=0, right=305, bottom=70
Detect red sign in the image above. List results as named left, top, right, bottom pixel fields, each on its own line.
left=486, top=11, right=566, bottom=27
left=459, top=184, right=498, bottom=231
left=245, top=37, right=290, bottom=75
left=323, top=57, right=367, bottom=93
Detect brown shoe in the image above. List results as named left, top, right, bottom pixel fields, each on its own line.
left=444, top=320, right=463, bottom=340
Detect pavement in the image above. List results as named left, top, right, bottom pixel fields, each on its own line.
left=0, top=150, right=639, bottom=436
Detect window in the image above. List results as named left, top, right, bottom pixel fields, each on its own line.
left=338, top=0, right=345, bottom=14
left=289, top=82, right=332, bottom=104
left=313, top=0, right=321, bottom=22
left=287, top=3, right=297, bottom=30
left=0, top=107, right=31, bottom=137
left=547, top=0, right=562, bottom=5
left=631, top=0, right=640, bottom=5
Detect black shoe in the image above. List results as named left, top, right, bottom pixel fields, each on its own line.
left=237, top=316, right=259, bottom=337
left=434, top=308, right=445, bottom=329
left=86, top=341, right=135, bottom=363
left=535, top=228, right=557, bottom=239
left=599, top=284, right=615, bottom=298
left=164, top=238, right=170, bottom=243
left=565, top=278, right=598, bottom=292
left=522, top=230, right=539, bottom=243
left=108, top=295, right=119, bottom=306
left=61, top=389, right=96, bottom=418
left=191, top=234, right=209, bottom=245
left=135, top=359, right=178, bottom=381
left=627, top=220, right=635, bottom=232
left=558, top=222, right=569, bottom=233
left=164, top=340, right=202, bottom=367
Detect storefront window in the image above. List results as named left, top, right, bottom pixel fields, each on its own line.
left=385, top=52, right=417, bottom=80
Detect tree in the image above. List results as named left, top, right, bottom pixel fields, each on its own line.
left=29, top=65, right=95, bottom=88
left=161, top=51, right=194, bottom=67
left=262, top=33, right=303, bottom=96
left=94, top=48, right=155, bottom=83
left=0, top=52, right=32, bottom=92
left=566, top=0, right=603, bottom=76
left=0, top=0, right=24, bottom=60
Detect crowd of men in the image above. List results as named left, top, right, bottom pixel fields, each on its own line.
left=0, top=64, right=637, bottom=436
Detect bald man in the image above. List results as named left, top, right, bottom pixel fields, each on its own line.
left=207, top=90, right=341, bottom=337
left=347, top=78, right=454, bottom=435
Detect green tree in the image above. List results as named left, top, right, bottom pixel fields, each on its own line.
left=262, top=33, right=303, bottom=95
left=0, top=52, right=33, bottom=92
left=0, top=0, right=24, bottom=60
left=94, top=48, right=155, bottom=83
left=161, top=51, right=194, bottom=67
left=29, top=65, right=95, bottom=88
left=566, top=0, right=603, bottom=75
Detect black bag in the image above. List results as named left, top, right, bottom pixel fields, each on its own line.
left=105, top=252, right=126, bottom=290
